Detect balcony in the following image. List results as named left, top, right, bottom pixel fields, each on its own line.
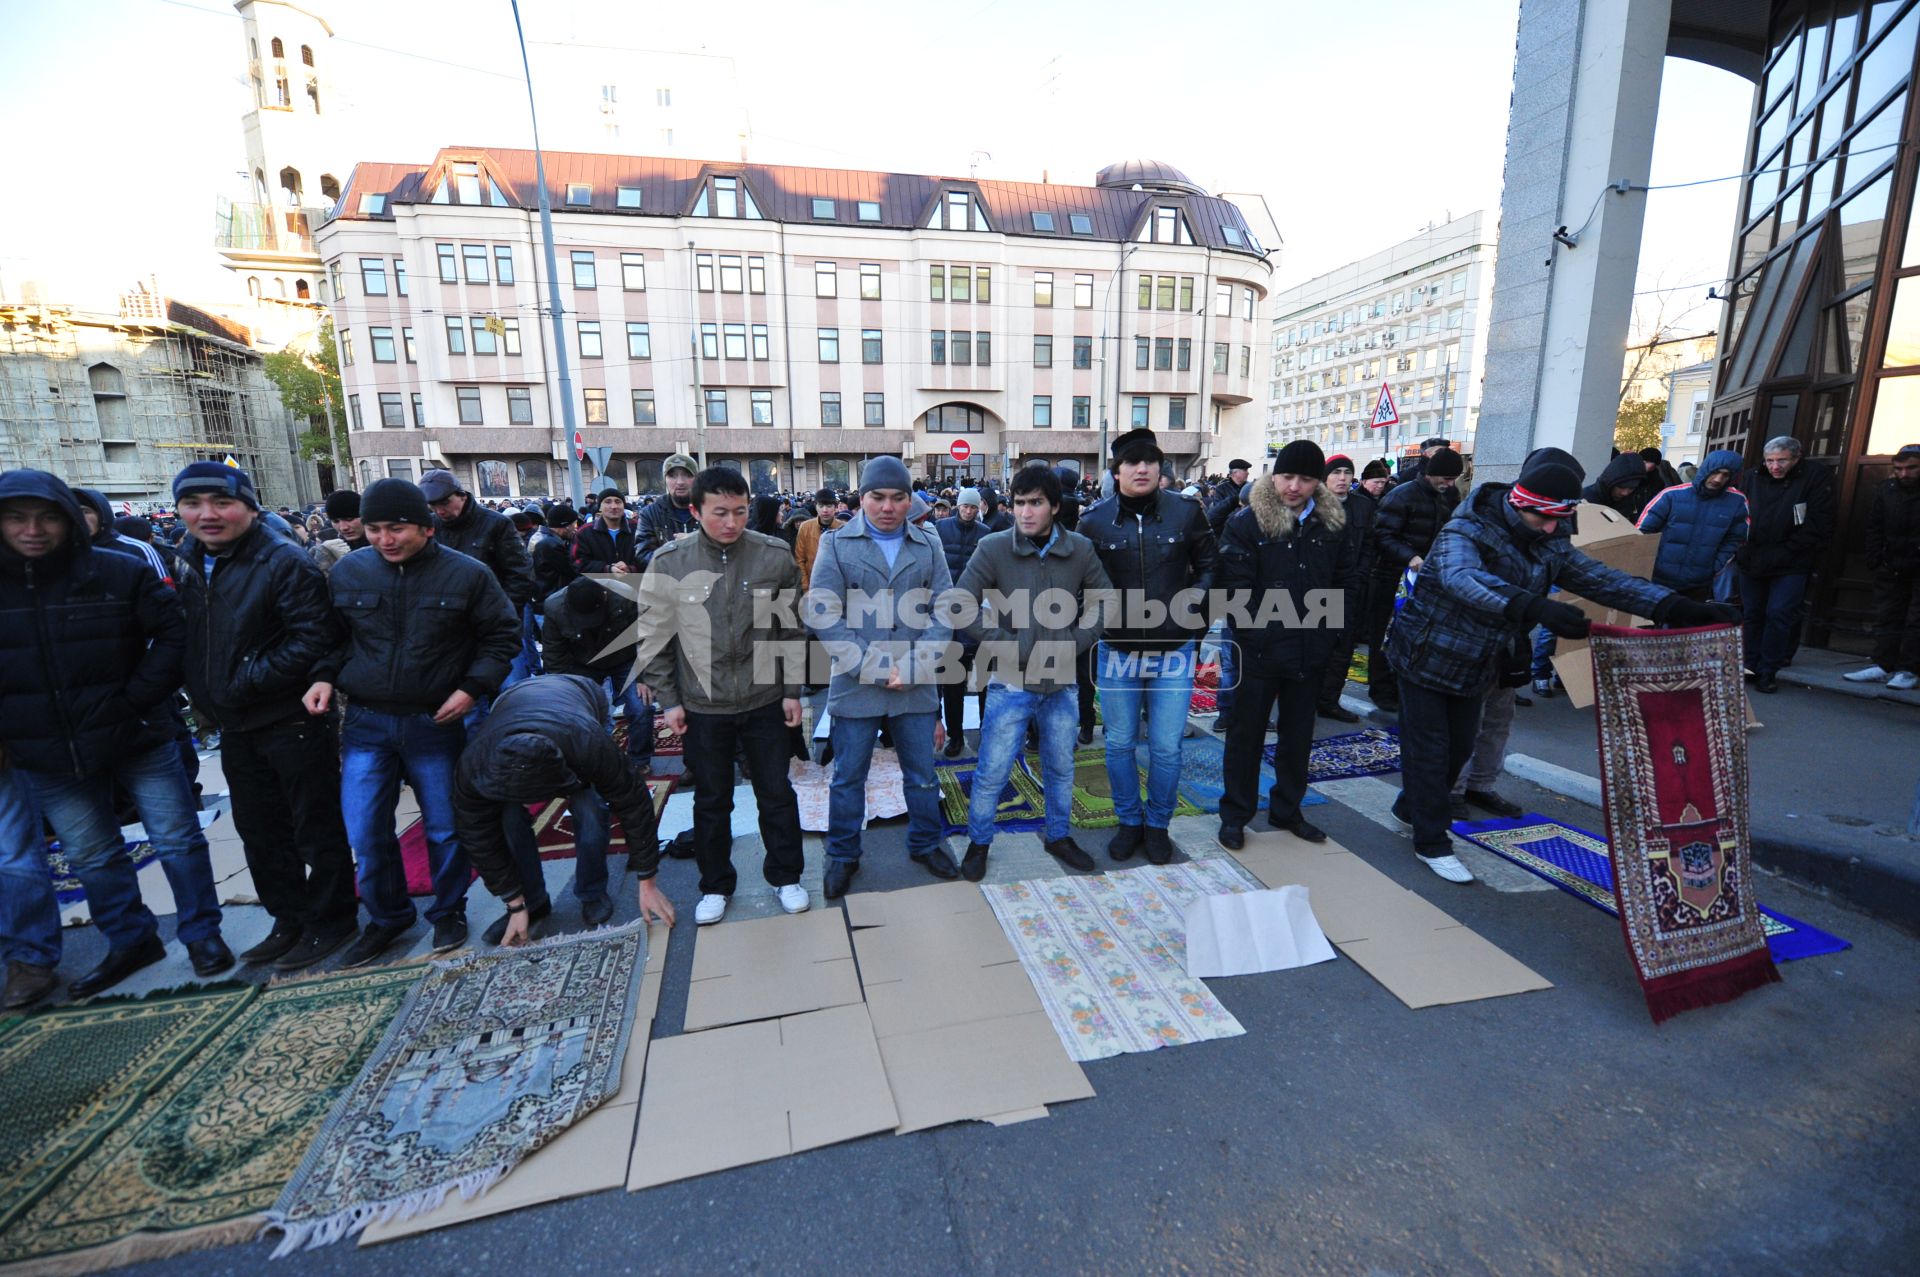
left=213, top=199, right=330, bottom=259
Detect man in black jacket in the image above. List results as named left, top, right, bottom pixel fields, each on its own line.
left=573, top=488, right=641, bottom=574
left=453, top=675, right=672, bottom=946
left=302, top=478, right=520, bottom=967
left=1845, top=443, right=1920, bottom=689
left=1738, top=437, right=1837, bottom=692
left=635, top=454, right=698, bottom=568
left=1207, top=459, right=1252, bottom=536
left=1078, top=428, right=1218, bottom=864
left=418, top=469, right=535, bottom=611
left=1365, top=445, right=1463, bottom=711
left=543, top=577, right=655, bottom=767
left=1216, top=442, right=1358, bottom=849
left=528, top=503, right=579, bottom=603
left=0, top=469, right=230, bottom=999
left=174, top=464, right=358, bottom=971
left=935, top=488, right=990, bottom=754
left=1316, top=454, right=1376, bottom=722
left=1584, top=452, right=1660, bottom=521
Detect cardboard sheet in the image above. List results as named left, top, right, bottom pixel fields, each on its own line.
left=682, top=907, right=863, bottom=1032
left=1233, top=831, right=1551, bottom=1008
left=626, top=1002, right=898, bottom=1191
left=1185, top=887, right=1337, bottom=977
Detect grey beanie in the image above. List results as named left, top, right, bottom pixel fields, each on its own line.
left=859, top=456, right=913, bottom=494
left=956, top=487, right=982, bottom=506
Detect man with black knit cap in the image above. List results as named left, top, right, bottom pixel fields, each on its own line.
left=303, top=477, right=521, bottom=964
left=1077, top=427, right=1217, bottom=865
left=417, top=469, right=534, bottom=612
left=527, top=502, right=579, bottom=605
left=1316, top=453, right=1377, bottom=722
left=311, top=489, right=366, bottom=577
left=1216, top=441, right=1357, bottom=850
left=1208, top=459, right=1252, bottom=536
left=1385, top=456, right=1736, bottom=883
left=574, top=487, right=641, bottom=575
left=1366, top=445, right=1463, bottom=712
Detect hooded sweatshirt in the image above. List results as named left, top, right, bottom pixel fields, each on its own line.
left=1636, top=448, right=1749, bottom=590
left=1585, top=453, right=1659, bottom=520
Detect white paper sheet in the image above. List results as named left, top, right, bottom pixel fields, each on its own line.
left=1184, top=887, right=1337, bottom=978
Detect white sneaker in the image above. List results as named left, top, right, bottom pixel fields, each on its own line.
left=1843, top=664, right=1890, bottom=683
left=777, top=884, right=811, bottom=914
left=694, top=894, right=728, bottom=925
left=1889, top=671, right=1919, bottom=691
left=1417, top=853, right=1476, bottom=884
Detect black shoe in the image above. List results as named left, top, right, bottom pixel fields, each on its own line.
left=340, top=921, right=410, bottom=969
left=1464, top=789, right=1525, bottom=818
left=1449, top=796, right=1470, bottom=822
left=1370, top=695, right=1400, bottom=714
left=1143, top=827, right=1176, bottom=865
left=273, top=927, right=356, bottom=972
left=431, top=914, right=469, bottom=955
left=823, top=859, right=859, bottom=900
left=1212, top=718, right=1229, bottom=735
left=1216, top=824, right=1245, bottom=851
left=942, top=736, right=965, bottom=759
left=239, top=921, right=303, bottom=965
left=3, top=961, right=58, bottom=1010
left=69, top=935, right=166, bottom=999
left=1318, top=703, right=1361, bottom=723
left=581, top=895, right=616, bottom=928
left=482, top=901, right=551, bottom=946
left=187, top=935, right=235, bottom=977
left=1108, top=823, right=1144, bottom=863
left=1044, top=837, right=1096, bottom=872
left=1077, top=726, right=1094, bottom=746
left=1273, top=816, right=1327, bottom=843
left=961, top=841, right=990, bottom=882
left=911, top=848, right=961, bottom=881
left=1754, top=673, right=1779, bottom=694
left=1390, top=794, right=1413, bottom=831
left=1512, top=693, right=1534, bottom=708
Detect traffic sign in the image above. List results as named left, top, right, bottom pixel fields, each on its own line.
left=1371, top=383, right=1400, bottom=430
left=573, top=431, right=585, bottom=459
left=949, top=439, right=972, bottom=462
left=585, top=445, right=613, bottom=477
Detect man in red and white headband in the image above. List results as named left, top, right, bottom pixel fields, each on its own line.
left=1380, top=456, right=1738, bottom=883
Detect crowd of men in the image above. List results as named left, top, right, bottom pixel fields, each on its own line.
left=3, top=431, right=1917, bottom=1010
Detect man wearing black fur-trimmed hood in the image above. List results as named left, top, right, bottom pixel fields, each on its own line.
left=1213, top=441, right=1359, bottom=851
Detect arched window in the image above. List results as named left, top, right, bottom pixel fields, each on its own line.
left=300, top=44, right=313, bottom=66
left=279, top=166, right=302, bottom=205
left=270, top=37, right=283, bottom=58
left=88, top=363, right=125, bottom=396
left=274, top=278, right=287, bottom=298
left=275, top=75, right=289, bottom=107
left=295, top=278, right=311, bottom=299
left=247, top=277, right=262, bottom=298
left=307, top=77, right=321, bottom=114
left=254, top=169, right=268, bottom=204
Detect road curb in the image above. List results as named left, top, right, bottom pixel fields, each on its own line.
left=1503, top=752, right=1920, bottom=936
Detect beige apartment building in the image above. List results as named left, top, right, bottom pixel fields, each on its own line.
left=314, top=150, right=1272, bottom=499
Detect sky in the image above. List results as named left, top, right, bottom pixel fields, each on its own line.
left=0, top=0, right=1754, bottom=341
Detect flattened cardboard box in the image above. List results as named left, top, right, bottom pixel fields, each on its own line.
left=626, top=1002, right=898, bottom=1191
left=683, top=906, right=863, bottom=1032
left=1233, top=832, right=1550, bottom=1008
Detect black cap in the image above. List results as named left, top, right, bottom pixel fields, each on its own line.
left=1325, top=454, right=1355, bottom=474
left=1425, top=448, right=1464, bottom=478
left=1514, top=460, right=1584, bottom=503
left=566, top=577, right=607, bottom=613
left=324, top=489, right=361, bottom=520
left=1228, top=458, right=1252, bottom=472
left=547, top=503, right=578, bottom=528
left=1273, top=440, right=1327, bottom=481
left=358, top=478, right=433, bottom=527
left=1109, top=428, right=1163, bottom=472
left=1361, top=459, right=1392, bottom=480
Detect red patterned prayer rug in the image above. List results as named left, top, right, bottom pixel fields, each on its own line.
left=1190, top=661, right=1220, bottom=714
left=1589, top=623, right=1779, bottom=1023
left=393, top=776, right=676, bottom=896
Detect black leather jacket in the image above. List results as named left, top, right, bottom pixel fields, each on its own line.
left=1076, top=489, right=1218, bottom=651
left=540, top=583, right=640, bottom=680
left=1373, top=478, right=1461, bottom=573
left=435, top=499, right=535, bottom=610
left=634, top=497, right=696, bottom=569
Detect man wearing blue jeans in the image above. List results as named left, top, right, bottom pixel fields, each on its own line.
left=303, top=478, right=519, bottom=966
left=956, top=465, right=1111, bottom=880
left=806, top=456, right=958, bottom=898
left=0, top=469, right=230, bottom=999
left=0, top=768, right=59, bottom=1008
left=1076, top=428, right=1217, bottom=864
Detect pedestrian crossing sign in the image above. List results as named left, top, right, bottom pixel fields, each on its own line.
left=1371, top=383, right=1400, bottom=429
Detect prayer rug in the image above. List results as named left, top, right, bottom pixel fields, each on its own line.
left=1174, top=735, right=1326, bottom=814
left=1589, top=624, right=1780, bottom=1023
left=0, top=986, right=254, bottom=1255
left=1009, top=746, right=1203, bottom=829
left=1453, top=815, right=1849, bottom=964
left=0, top=968, right=418, bottom=1272
left=266, top=923, right=648, bottom=1253
left=982, top=860, right=1260, bottom=1061
left=46, top=839, right=159, bottom=907
left=1264, top=727, right=1402, bottom=782
left=1348, top=649, right=1369, bottom=686
left=936, top=757, right=1046, bottom=836
left=1190, top=662, right=1220, bottom=714
left=790, top=749, right=909, bottom=834
left=396, top=778, right=675, bottom=895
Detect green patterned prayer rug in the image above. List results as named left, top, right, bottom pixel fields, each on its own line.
left=1010, top=746, right=1204, bottom=829
left=0, top=967, right=419, bottom=1272
left=267, top=922, right=648, bottom=1254
left=0, top=985, right=253, bottom=1260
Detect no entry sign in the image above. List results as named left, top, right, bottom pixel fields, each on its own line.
left=949, top=439, right=972, bottom=462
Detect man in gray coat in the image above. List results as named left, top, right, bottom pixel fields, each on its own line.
left=804, top=456, right=957, bottom=898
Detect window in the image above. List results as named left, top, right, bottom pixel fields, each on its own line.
left=616, top=186, right=642, bottom=209
left=1034, top=271, right=1054, bottom=307
left=1135, top=336, right=1150, bottom=370
left=627, top=322, right=651, bottom=359
left=931, top=331, right=946, bottom=365
left=862, top=329, right=883, bottom=363
left=370, top=326, right=396, bottom=362
left=486, top=245, right=510, bottom=284
left=812, top=198, right=836, bottom=219
left=501, top=319, right=520, bottom=355
left=704, top=389, right=729, bottom=425
left=1158, top=276, right=1177, bottom=311
left=857, top=201, right=881, bottom=222
left=951, top=267, right=972, bottom=303
left=578, top=321, right=603, bottom=358
left=360, top=257, right=388, bottom=295
left=570, top=251, right=596, bottom=289
left=1177, top=337, right=1192, bottom=371
left=751, top=390, right=774, bottom=425
left=1141, top=206, right=1191, bottom=244
left=723, top=323, right=747, bottom=360
left=378, top=392, right=404, bottom=427
left=518, top=460, right=549, bottom=496
left=860, top=263, right=881, bottom=300
left=977, top=267, right=991, bottom=301
left=457, top=386, right=483, bottom=424
left=470, top=317, right=497, bottom=355
left=814, top=262, right=836, bottom=297
left=976, top=332, right=991, bottom=365
left=1169, top=396, right=1188, bottom=430
left=713, top=175, right=740, bottom=218
left=930, top=265, right=946, bottom=301
left=1031, top=211, right=1055, bottom=232
left=1072, top=395, right=1091, bottom=427
left=1244, top=288, right=1256, bottom=321
left=1222, top=225, right=1245, bottom=246
left=1241, top=346, right=1252, bottom=377
left=437, top=243, right=457, bottom=282
left=821, top=392, right=844, bottom=425
left=864, top=392, right=886, bottom=426
left=952, top=331, right=972, bottom=366
left=1154, top=337, right=1173, bottom=371
left=385, top=458, right=411, bottom=481
left=1032, top=395, right=1052, bottom=427
left=394, top=258, right=408, bottom=295
left=402, top=326, right=417, bottom=362
left=1216, top=283, right=1232, bottom=316
left=621, top=253, right=646, bottom=290
left=1138, top=276, right=1152, bottom=310
left=656, top=87, right=671, bottom=106
left=748, top=256, right=766, bottom=293
left=1212, top=342, right=1228, bottom=373
left=565, top=183, right=591, bottom=206
left=442, top=318, right=463, bottom=355
left=584, top=389, right=608, bottom=424
left=752, top=324, right=769, bottom=360
left=1069, top=213, right=1093, bottom=235
left=361, top=193, right=386, bottom=215
left=410, top=392, right=425, bottom=426
left=1069, top=335, right=1091, bottom=369
left=507, top=386, right=534, bottom=424
left=632, top=391, right=656, bottom=425
left=458, top=244, right=485, bottom=283
left=696, top=253, right=714, bottom=291
left=1073, top=273, right=1094, bottom=308
left=719, top=255, right=743, bottom=292
left=700, top=324, right=719, bottom=360
left=1034, top=334, right=1053, bottom=366
left=347, top=393, right=362, bottom=429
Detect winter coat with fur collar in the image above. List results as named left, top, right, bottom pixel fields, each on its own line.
left=1216, top=479, right=1361, bottom=681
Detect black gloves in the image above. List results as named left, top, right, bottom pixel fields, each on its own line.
left=1654, top=595, right=1742, bottom=627
left=1534, top=599, right=1592, bottom=640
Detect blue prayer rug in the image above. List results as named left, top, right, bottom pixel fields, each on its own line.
left=46, top=840, right=158, bottom=906
left=1262, top=727, right=1402, bottom=782
left=1452, top=814, right=1849, bottom=963
left=1175, top=735, right=1326, bottom=814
